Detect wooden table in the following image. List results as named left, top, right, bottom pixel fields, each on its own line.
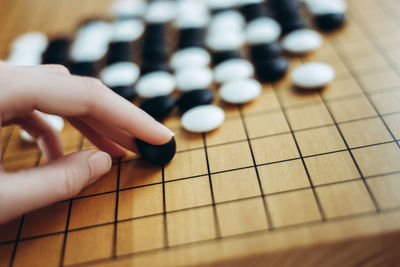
left=1, top=0, right=400, bottom=266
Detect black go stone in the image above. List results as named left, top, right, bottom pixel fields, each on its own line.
left=269, top=0, right=306, bottom=34
left=315, top=13, right=346, bottom=31
left=106, top=42, right=133, bottom=65
left=142, top=45, right=169, bottom=63
left=177, top=89, right=214, bottom=114
left=143, top=23, right=167, bottom=45
left=42, top=38, right=70, bottom=65
left=239, top=2, right=270, bottom=22
left=69, top=61, right=97, bottom=77
left=250, top=43, right=282, bottom=63
left=212, top=50, right=242, bottom=66
left=136, top=137, right=176, bottom=165
left=110, top=85, right=136, bottom=101
left=140, top=61, right=170, bottom=76
left=140, top=95, right=176, bottom=121
left=255, top=58, right=289, bottom=82
left=178, top=28, right=205, bottom=49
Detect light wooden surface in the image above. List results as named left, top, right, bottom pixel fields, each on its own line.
left=1, top=0, right=400, bottom=266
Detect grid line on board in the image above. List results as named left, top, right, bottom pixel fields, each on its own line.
left=161, top=165, right=170, bottom=248
left=202, top=133, right=222, bottom=239
left=332, top=15, right=400, bottom=149
left=271, top=85, right=326, bottom=221
left=112, top=159, right=122, bottom=257
left=62, top=205, right=400, bottom=267
left=238, top=106, right=274, bottom=229
left=2, top=169, right=400, bottom=251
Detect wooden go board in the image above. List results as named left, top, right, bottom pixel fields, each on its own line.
left=1, top=0, right=400, bottom=266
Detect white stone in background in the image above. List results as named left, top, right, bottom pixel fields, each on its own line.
left=11, top=32, right=48, bottom=54
left=46, top=115, right=64, bottom=132
left=291, top=62, right=335, bottom=89
left=170, top=47, right=211, bottom=70
left=136, top=71, right=176, bottom=98
left=112, top=19, right=144, bottom=42
left=303, top=0, right=347, bottom=15
left=175, top=0, right=210, bottom=28
left=219, top=78, right=261, bottom=104
left=20, top=130, right=35, bottom=143
left=281, top=29, right=322, bottom=54
left=110, top=0, right=147, bottom=18
left=182, top=105, right=225, bottom=133
left=145, top=1, right=177, bottom=23
left=176, top=67, right=213, bottom=91
left=206, top=31, right=245, bottom=51
left=208, top=10, right=245, bottom=34
left=214, top=59, right=254, bottom=83
left=208, top=0, right=239, bottom=10
left=235, top=0, right=263, bottom=6
left=246, top=17, right=281, bottom=44
left=7, top=51, right=42, bottom=66
left=70, top=21, right=113, bottom=62
left=100, top=62, right=140, bottom=87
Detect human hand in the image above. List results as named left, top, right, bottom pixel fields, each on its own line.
left=0, top=63, right=174, bottom=224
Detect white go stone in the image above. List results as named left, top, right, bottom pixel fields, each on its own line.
left=291, top=62, right=335, bottom=89
left=206, top=31, right=245, bottom=51
left=145, top=1, right=177, bottom=23
left=46, top=115, right=64, bottom=131
left=11, top=32, right=48, bottom=54
left=7, top=50, right=42, bottom=66
left=175, top=1, right=210, bottom=28
left=176, top=67, right=213, bottom=91
left=208, top=10, right=245, bottom=35
left=214, top=59, right=254, bottom=83
left=208, top=0, right=239, bottom=10
left=170, top=48, right=211, bottom=70
left=112, top=19, right=144, bottom=42
left=182, top=105, right=225, bottom=133
left=20, top=130, right=35, bottom=143
left=110, top=0, right=147, bottom=18
left=136, top=71, right=176, bottom=98
left=246, top=17, right=281, bottom=44
left=219, top=78, right=261, bottom=104
left=281, top=29, right=322, bottom=54
left=100, top=62, right=140, bottom=87
left=303, top=0, right=347, bottom=15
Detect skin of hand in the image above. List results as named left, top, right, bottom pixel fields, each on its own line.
left=0, top=62, right=174, bottom=224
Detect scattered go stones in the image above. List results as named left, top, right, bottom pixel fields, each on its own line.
left=136, top=137, right=176, bottom=165
left=219, top=78, right=262, bottom=104
left=181, top=105, right=225, bottom=133
left=291, top=62, right=335, bottom=89
left=281, top=29, right=322, bottom=54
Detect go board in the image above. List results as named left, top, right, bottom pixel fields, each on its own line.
left=1, top=0, right=400, bottom=266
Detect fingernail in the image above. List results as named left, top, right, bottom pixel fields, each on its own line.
left=157, top=121, right=175, bottom=137
left=88, top=151, right=112, bottom=184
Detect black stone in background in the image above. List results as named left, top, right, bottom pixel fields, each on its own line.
left=140, top=95, right=176, bottom=121
left=250, top=43, right=282, bottom=63
left=140, top=61, right=170, bottom=76
left=212, top=50, right=242, bottom=66
left=254, top=58, right=289, bottom=82
left=315, top=13, right=346, bottom=31
left=239, top=2, right=270, bottom=22
left=69, top=61, right=97, bottom=77
left=177, top=89, right=214, bottom=114
left=178, top=28, right=205, bottom=49
left=42, top=38, right=70, bottom=65
left=136, top=137, right=176, bottom=165
left=142, top=45, right=169, bottom=63
left=106, top=41, right=133, bottom=65
left=110, top=85, right=136, bottom=101
left=269, top=0, right=307, bottom=34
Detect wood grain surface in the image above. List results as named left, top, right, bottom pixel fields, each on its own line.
left=1, top=0, right=400, bottom=266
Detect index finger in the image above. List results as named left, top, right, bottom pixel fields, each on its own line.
left=2, top=64, right=174, bottom=145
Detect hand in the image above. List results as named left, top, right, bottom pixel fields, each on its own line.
left=0, top=63, right=174, bottom=224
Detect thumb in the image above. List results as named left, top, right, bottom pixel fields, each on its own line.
left=0, top=150, right=111, bottom=223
